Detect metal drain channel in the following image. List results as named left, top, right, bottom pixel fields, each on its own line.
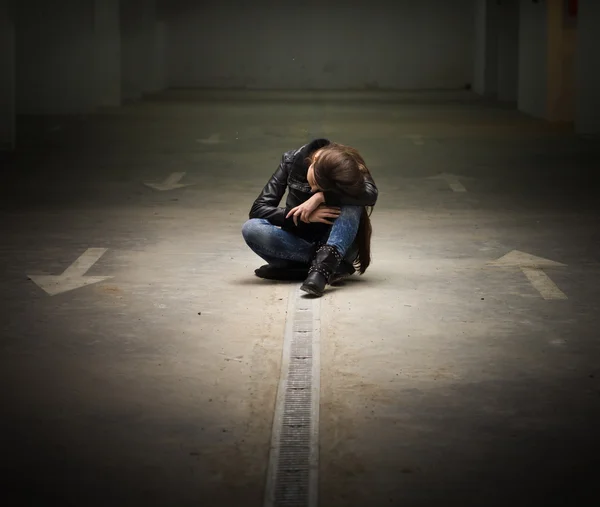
left=264, top=285, right=321, bottom=507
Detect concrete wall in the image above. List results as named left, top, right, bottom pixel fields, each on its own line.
left=121, top=0, right=163, bottom=101
left=0, top=0, right=15, bottom=150
left=497, top=0, right=519, bottom=102
left=473, top=0, right=499, bottom=97
left=575, top=0, right=600, bottom=135
left=546, top=0, right=576, bottom=122
left=517, top=0, right=575, bottom=121
left=165, top=0, right=474, bottom=90
left=16, top=0, right=98, bottom=114
left=16, top=0, right=164, bottom=113
left=120, top=0, right=146, bottom=101
left=473, top=0, right=487, bottom=95
left=517, top=0, right=548, bottom=119
left=94, top=0, right=121, bottom=107
left=155, top=1, right=169, bottom=91
left=559, top=23, right=576, bottom=122
left=153, top=21, right=168, bottom=92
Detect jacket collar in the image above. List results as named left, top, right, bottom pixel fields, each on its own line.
left=291, top=138, right=331, bottom=167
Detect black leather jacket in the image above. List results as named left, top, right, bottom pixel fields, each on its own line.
left=249, top=138, right=378, bottom=237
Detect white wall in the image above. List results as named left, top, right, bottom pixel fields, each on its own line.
left=16, top=0, right=98, bottom=114
left=497, top=0, right=519, bottom=102
left=517, top=0, right=548, bottom=119
left=94, top=0, right=121, bottom=107
left=165, top=0, right=474, bottom=90
left=0, top=0, right=15, bottom=150
left=575, top=0, right=600, bottom=135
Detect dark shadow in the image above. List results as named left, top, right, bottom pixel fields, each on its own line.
left=231, top=277, right=301, bottom=286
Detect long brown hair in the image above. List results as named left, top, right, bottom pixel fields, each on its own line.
left=307, top=143, right=374, bottom=274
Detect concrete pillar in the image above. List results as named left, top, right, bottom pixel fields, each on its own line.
left=497, top=0, right=519, bottom=102
left=94, top=0, right=122, bottom=107
left=517, top=0, right=548, bottom=118
left=153, top=20, right=168, bottom=92
left=473, top=0, right=498, bottom=97
left=576, top=0, right=600, bottom=136
left=16, top=0, right=98, bottom=114
left=155, top=0, right=169, bottom=90
left=0, top=0, right=16, bottom=151
left=518, top=0, right=575, bottom=121
left=546, top=0, right=576, bottom=122
left=121, top=0, right=161, bottom=101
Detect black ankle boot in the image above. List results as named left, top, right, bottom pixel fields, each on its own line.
left=300, top=245, right=342, bottom=297
left=255, top=262, right=309, bottom=281
left=330, top=260, right=356, bottom=285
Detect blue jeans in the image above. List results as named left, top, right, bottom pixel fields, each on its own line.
left=242, top=205, right=362, bottom=268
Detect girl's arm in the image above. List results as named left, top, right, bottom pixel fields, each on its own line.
left=324, top=175, right=378, bottom=207
left=249, top=154, right=297, bottom=227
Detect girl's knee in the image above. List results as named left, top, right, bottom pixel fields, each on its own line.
left=242, top=218, right=270, bottom=244
left=340, top=205, right=363, bottom=219
left=242, top=219, right=257, bottom=242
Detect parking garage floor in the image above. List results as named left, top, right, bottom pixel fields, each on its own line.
left=1, top=90, right=599, bottom=507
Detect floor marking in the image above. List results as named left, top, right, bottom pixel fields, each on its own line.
left=197, top=133, right=221, bottom=144
left=427, top=172, right=467, bottom=192
left=28, top=248, right=113, bottom=296
left=407, top=134, right=425, bottom=145
left=448, top=181, right=467, bottom=192
left=521, top=267, right=568, bottom=300
left=264, top=285, right=321, bottom=507
left=488, top=250, right=567, bottom=300
left=144, top=172, right=194, bottom=191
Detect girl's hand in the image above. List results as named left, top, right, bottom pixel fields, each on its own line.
left=308, top=205, right=341, bottom=225
left=286, top=192, right=326, bottom=225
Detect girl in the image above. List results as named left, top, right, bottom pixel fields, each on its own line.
left=242, top=139, right=378, bottom=297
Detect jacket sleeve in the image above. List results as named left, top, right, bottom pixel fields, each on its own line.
left=324, top=174, right=378, bottom=207
left=249, top=154, right=297, bottom=228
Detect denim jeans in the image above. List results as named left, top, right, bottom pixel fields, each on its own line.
left=242, top=205, right=362, bottom=268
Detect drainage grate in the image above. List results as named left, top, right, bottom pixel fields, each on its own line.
left=264, top=286, right=321, bottom=507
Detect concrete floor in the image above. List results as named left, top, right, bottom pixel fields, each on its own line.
left=1, top=89, right=599, bottom=506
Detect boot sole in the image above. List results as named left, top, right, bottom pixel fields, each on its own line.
left=330, top=273, right=354, bottom=285
left=255, top=269, right=308, bottom=281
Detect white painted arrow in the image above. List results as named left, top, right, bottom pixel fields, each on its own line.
left=406, top=134, right=424, bottom=145
left=28, top=248, right=113, bottom=296
left=428, top=172, right=467, bottom=192
left=144, top=172, right=194, bottom=191
left=488, top=250, right=567, bottom=300
left=197, top=133, right=221, bottom=144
